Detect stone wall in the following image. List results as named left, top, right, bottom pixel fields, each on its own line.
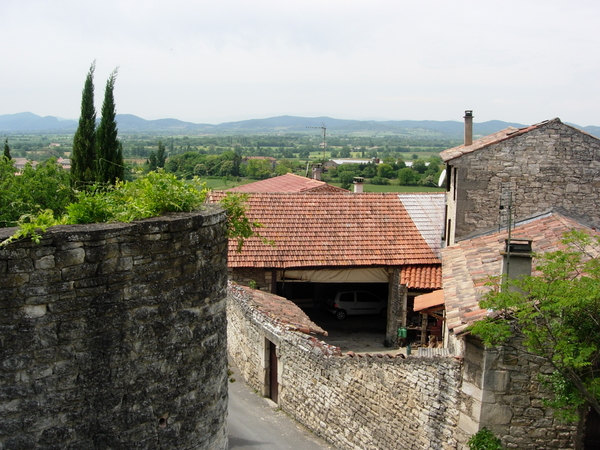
left=0, top=209, right=229, bottom=450
left=456, top=336, right=579, bottom=450
left=228, top=285, right=463, bottom=450
left=229, top=267, right=272, bottom=290
left=447, top=119, right=600, bottom=241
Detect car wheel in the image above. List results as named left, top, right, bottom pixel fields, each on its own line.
left=335, top=309, right=347, bottom=320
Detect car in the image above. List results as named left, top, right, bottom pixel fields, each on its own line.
left=325, top=291, right=387, bottom=320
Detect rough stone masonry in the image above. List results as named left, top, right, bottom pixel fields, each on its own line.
left=0, top=208, right=229, bottom=450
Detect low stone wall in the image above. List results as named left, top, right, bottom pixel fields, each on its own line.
left=0, top=209, right=229, bottom=450
left=228, top=285, right=463, bottom=450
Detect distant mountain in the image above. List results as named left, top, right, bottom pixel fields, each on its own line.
left=0, top=112, right=77, bottom=132
left=1, top=112, right=598, bottom=138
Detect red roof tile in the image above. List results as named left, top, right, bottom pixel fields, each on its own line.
left=401, top=264, right=442, bottom=290
left=414, top=290, right=444, bottom=312
left=442, top=212, right=600, bottom=335
left=231, top=283, right=327, bottom=336
left=210, top=191, right=441, bottom=269
left=227, top=173, right=348, bottom=193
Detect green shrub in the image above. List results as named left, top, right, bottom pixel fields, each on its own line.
left=468, top=427, right=503, bottom=450
left=370, top=176, right=389, bottom=185
left=1, top=170, right=264, bottom=253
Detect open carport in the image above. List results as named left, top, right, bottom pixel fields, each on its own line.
left=210, top=190, right=443, bottom=346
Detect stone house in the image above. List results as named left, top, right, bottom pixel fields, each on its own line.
left=434, top=113, right=600, bottom=448
left=210, top=190, right=443, bottom=345
left=441, top=113, right=600, bottom=245
left=439, top=210, right=600, bottom=448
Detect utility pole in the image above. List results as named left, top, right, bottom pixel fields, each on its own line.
left=307, top=125, right=326, bottom=164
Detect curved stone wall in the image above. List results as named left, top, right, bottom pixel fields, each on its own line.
left=0, top=208, right=229, bottom=450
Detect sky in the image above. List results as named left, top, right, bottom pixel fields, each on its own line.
left=1, top=0, right=599, bottom=126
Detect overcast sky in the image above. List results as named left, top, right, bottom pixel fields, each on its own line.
left=2, top=0, right=599, bottom=126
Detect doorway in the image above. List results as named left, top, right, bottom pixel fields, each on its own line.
left=267, top=340, right=278, bottom=403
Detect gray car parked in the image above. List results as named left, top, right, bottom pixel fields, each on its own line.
left=326, top=291, right=387, bottom=320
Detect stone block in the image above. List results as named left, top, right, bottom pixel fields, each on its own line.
left=482, top=403, right=513, bottom=424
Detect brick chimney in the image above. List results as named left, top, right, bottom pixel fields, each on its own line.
left=353, top=176, right=364, bottom=193
left=464, top=110, right=474, bottom=146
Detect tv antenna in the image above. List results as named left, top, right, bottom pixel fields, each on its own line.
left=306, top=124, right=326, bottom=164
left=498, top=182, right=515, bottom=236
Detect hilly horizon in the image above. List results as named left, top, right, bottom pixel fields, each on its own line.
left=1, top=111, right=599, bottom=139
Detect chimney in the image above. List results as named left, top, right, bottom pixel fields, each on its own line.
left=353, top=176, right=364, bottom=193
left=502, top=239, right=532, bottom=289
left=464, top=110, right=474, bottom=146
left=312, top=163, right=322, bottom=181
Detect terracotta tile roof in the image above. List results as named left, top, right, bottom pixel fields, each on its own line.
left=414, top=290, right=444, bottom=312
left=401, top=265, right=442, bottom=290
left=440, top=119, right=555, bottom=162
left=210, top=191, right=441, bottom=269
left=231, top=283, right=327, bottom=336
left=398, top=193, right=445, bottom=258
left=227, top=173, right=347, bottom=193
left=442, top=212, right=600, bottom=335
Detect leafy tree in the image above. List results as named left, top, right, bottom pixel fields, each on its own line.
left=377, top=163, right=395, bottom=179
left=242, top=159, right=272, bottom=179
left=470, top=230, right=600, bottom=422
left=361, top=164, right=376, bottom=178
left=3, top=138, right=11, bottom=160
left=275, top=160, right=293, bottom=176
left=157, top=140, right=166, bottom=168
left=71, top=62, right=97, bottom=188
left=419, top=174, right=438, bottom=187
left=412, top=159, right=427, bottom=174
left=398, top=167, right=419, bottom=185
left=96, top=68, right=124, bottom=185
left=340, top=146, right=351, bottom=158
left=147, top=151, right=158, bottom=171
left=339, top=172, right=355, bottom=190
left=220, top=160, right=234, bottom=177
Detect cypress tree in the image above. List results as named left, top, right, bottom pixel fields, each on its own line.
left=3, top=138, right=11, bottom=160
left=157, top=140, right=166, bottom=168
left=96, top=68, right=124, bottom=185
left=71, top=62, right=97, bottom=188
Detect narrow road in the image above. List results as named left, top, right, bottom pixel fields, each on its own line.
left=228, top=366, right=336, bottom=450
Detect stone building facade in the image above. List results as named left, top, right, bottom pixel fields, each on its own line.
left=0, top=209, right=229, bottom=450
left=441, top=118, right=600, bottom=244
left=456, top=336, right=579, bottom=449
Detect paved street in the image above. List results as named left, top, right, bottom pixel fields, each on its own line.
left=228, top=365, right=336, bottom=450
